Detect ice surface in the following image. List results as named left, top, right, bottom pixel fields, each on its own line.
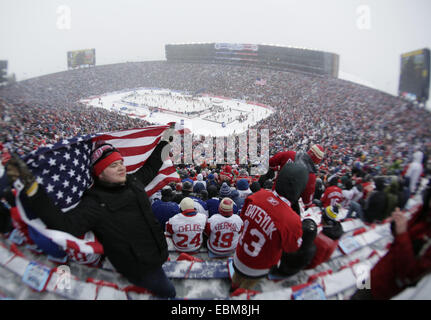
left=81, top=88, right=274, bottom=137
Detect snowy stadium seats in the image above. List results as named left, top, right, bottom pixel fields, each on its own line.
left=0, top=195, right=423, bottom=300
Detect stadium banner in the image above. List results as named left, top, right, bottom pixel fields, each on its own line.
left=214, top=43, right=258, bottom=52
left=67, top=49, right=96, bottom=69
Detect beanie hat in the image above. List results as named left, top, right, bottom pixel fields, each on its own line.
left=207, top=185, right=218, bottom=198
left=307, top=144, right=324, bottom=164
left=90, top=143, right=124, bottom=177
left=219, top=197, right=234, bottom=216
left=250, top=181, right=261, bottom=193
left=230, top=189, right=239, bottom=200
left=182, top=181, right=193, bottom=192
left=236, top=178, right=249, bottom=191
left=193, top=182, right=205, bottom=194
left=208, top=173, right=215, bottom=180
left=180, top=197, right=195, bottom=214
left=275, top=162, right=309, bottom=203
left=219, top=182, right=231, bottom=197
left=200, top=189, right=208, bottom=201
left=263, top=180, right=273, bottom=190
left=324, top=205, right=339, bottom=221
left=161, top=186, right=173, bottom=200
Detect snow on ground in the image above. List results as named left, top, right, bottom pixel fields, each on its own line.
left=81, top=88, right=274, bottom=137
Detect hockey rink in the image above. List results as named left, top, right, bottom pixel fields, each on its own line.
left=81, top=88, right=274, bottom=137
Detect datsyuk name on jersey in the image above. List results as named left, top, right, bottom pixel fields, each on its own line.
left=243, top=204, right=277, bottom=239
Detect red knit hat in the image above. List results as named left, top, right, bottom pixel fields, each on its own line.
left=307, top=144, right=324, bottom=164
left=219, top=197, right=234, bottom=216
left=91, top=143, right=124, bottom=177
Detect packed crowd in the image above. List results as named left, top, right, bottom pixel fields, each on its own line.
left=1, top=61, right=430, bottom=172
left=0, top=61, right=430, bottom=299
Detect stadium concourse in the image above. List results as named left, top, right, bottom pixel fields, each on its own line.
left=0, top=61, right=430, bottom=300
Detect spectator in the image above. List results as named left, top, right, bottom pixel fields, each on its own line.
left=269, top=144, right=325, bottom=211
left=249, top=181, right=261, bottom=193
left=219, top=182, right=232, bottom=198
left=231, top=162, right=308, bottom=291
left=193, top=173, right=206, bottom=189
left=320, top=175, right=343, bottom=208
left=152, top=186, right=180, bottom=231
left=206, top=185, right=220, bottom=217
left=230, top=189, right=244, bottom=212
left=204, top=198, right=243, bottom=257
left=341, top=179, right=364, bottom=221
left=172, top=181, right=195, bottom=204
left=322, top=205, right=344, bottom=241
left=236, top=178, right=252, bottom=200
left=404, top=150, right=424, bottom=194
left=351, top=182, right=431, bottom=300
left=5, top=140, right=176, bottom=298
left=384, top=177, right=400, bottom=219
left=165, top=197, right=207, bottom=253
left=363, top=177, right=389, bottom=223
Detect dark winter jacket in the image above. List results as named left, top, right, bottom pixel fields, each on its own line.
left=322, top=220, right=344, bottom=240
left=152, top=199, right=180, bottom=231
left=23, top=141, right=169, bottom=283
left=363, top=190, right=388, bottom=222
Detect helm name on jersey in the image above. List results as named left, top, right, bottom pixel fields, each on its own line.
left=178, top=224, right=203, bottom=233
left=243, top=204, right=277, bottom=240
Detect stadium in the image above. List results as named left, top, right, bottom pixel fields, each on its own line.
left=0, top=13, right=431, bottom=304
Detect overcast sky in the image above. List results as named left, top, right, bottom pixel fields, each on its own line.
left=1, top=0, right=430, bottom=103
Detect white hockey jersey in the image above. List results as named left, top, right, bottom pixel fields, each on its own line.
left=204, top=214, right=243, bottom=255
left=165, top=211, right=207, bottom=252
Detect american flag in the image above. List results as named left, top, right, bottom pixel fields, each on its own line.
left=24, top=125, right=179, bottom=211
left=12, top=125, right=180, bottom=258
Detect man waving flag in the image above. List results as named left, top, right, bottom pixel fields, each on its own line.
left=6, top=124, right=180, bottom=264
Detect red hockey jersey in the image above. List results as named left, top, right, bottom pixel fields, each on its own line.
left=233, top=189, right=303, bottom=277
left=320, top=185, right=344, bottom=208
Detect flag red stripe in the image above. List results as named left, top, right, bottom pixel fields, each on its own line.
left=116, top=138, right=160, bottom=157
left=146, top=177, right=180, bottom=197
left=94, top=127, right=167, bottom=141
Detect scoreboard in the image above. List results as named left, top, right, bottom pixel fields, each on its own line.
left=0, top=60, right=7, bottom=85
left=165, top=43, right=339, bottom=77
left=398, top=48, right=430, bottom=103
left=67, top=49, right=96, bottom=69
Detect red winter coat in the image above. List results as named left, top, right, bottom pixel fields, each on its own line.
left=370, top=211, right=431, bottom=299
left=306, top=232, right=339, bottom=269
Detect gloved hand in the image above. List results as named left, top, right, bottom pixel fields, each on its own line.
left=160, top=123, right=176, bottom=161
left=5, top=153, right=37, bottom=194
left=161, top=122, right=176, bottom=143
